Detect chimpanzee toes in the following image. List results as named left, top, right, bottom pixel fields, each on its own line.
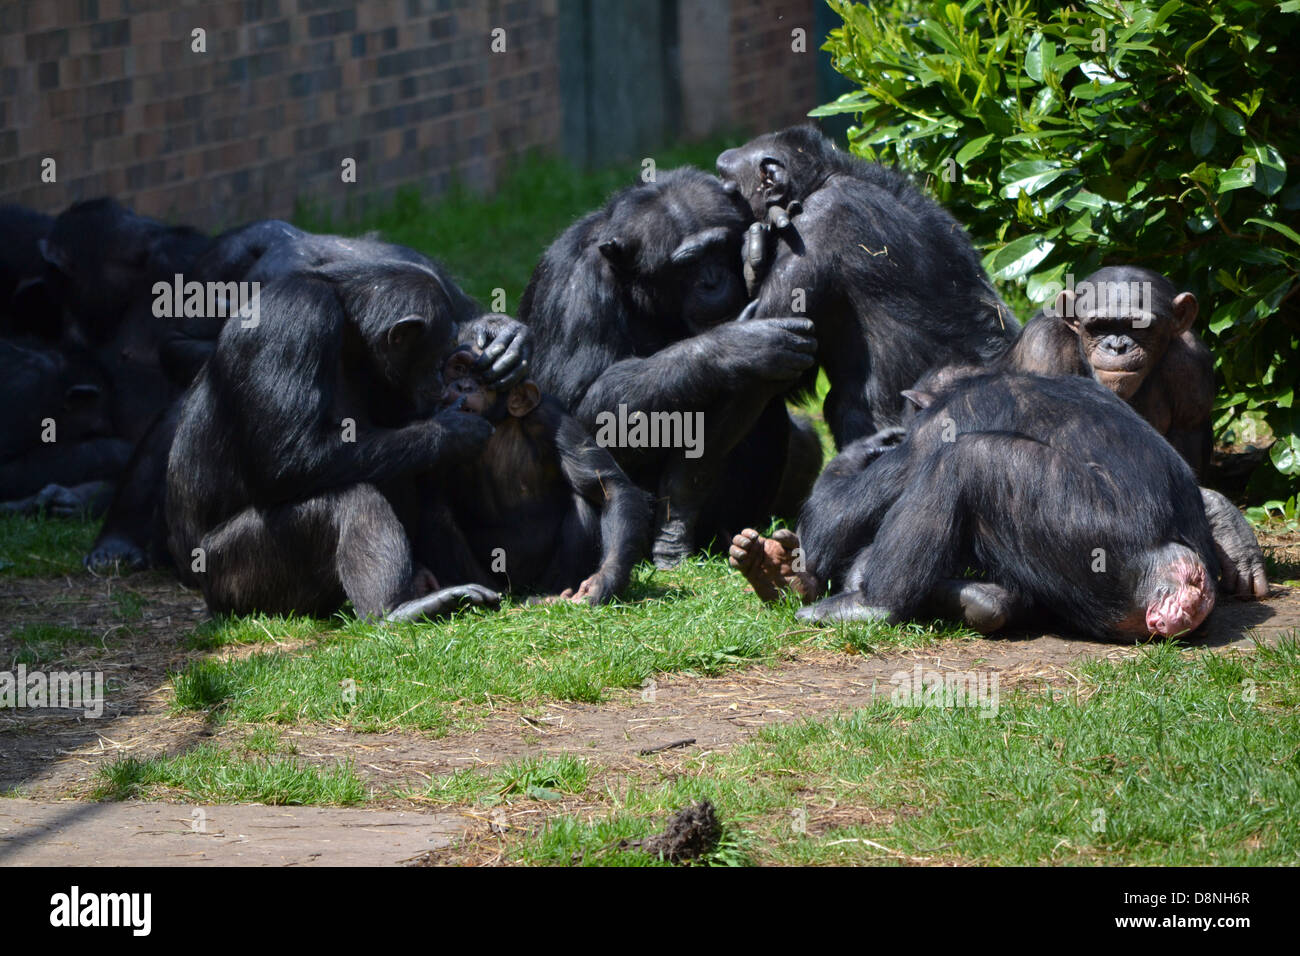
left=84, top=536, right=148, bottom=575
left=652, top=521, right=694, bottom=569
left=384, top=584, right=501, bottom=622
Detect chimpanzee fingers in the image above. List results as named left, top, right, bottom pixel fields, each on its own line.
left=480, top=335, right=530, bottom=389
left=1250, top=564, right=1270, bottom=599
left=737, top=299, right=760, bottom=322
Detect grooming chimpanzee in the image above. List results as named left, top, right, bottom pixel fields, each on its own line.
left=716, top=126, right=1019, bottom=447
left=0, top=340, right=129, bottom=513
left=1007, top=266, right=1214, bottom=478
left=165, top=259, right=529, bottom=621
left=519, top=166, right=822, bottom=567
left=732, top=372, right=1223, bottom=641
left=84, top=222, right=465, bottom=574
left=417, top=346, right=651, bottom=603
left=0, top=204, right=57, bottom=340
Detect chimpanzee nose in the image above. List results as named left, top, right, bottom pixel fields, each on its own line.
left=1103, top=336, right=1130, bottom=354
left=717, top=148, right=739, bottom=178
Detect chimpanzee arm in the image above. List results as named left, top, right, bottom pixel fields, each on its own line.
left=555, top=412, right=652, bottom=601
left=219, top=277, right=490, bottom=506
left=570, top=318, right=817, bottom=427
left=1200, top=487, right=1269, bottom=598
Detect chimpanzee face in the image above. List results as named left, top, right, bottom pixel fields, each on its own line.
left=1061, top=271, right=1197, bottom=401
left=440, top=345, right=540, bottom=420
left=597, top=170, right=750, bottom=334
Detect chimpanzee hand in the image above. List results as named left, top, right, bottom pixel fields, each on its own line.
left=1201, top=488, right=1269, bottom=599
left=708, top=317, right=817, bottom=383
left=428, top=399, right=495, bottom=460
left=562, top=569, right=617, bottom=605
left=742, top=221, right=772, bottom=298
left=840, top=427, right=907, bottom=470
left=463, top=315, right=531, bottom=389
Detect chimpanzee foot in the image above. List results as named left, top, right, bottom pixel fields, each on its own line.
left=84, top=534, right=148, bottom=575
left=795, top=591, right=895, bottom=624
left=652, top=517, right=694, bottom=569
left=385, top=584, right=500, bottom=622
left=926, top=578, right=1013, bottom=634
left=728, top=528, right=818, bottom=602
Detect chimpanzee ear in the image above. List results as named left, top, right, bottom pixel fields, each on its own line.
left=598, top=237, right=633, bottom=272
left=387, top=314, right=427, bottom=349
left=506, top=381, right=541, bottom=418
left=38, top=238, right=69, bottom=275
left=669, top=226, right=731, bottom=266
left=760, top=157, right=788, bottom=199
left=1056, top=290, right=1080, bottom=333
left=901, top=388, right=936, bottom=410
left=1171, top=292, right=1198, bottom=334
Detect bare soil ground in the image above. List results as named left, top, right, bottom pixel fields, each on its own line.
left=2, top=533, right=1298, bottom=866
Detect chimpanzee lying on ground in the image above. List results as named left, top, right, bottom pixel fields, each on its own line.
left=165, top=259, right=529, bottom=621
left=417, top=346, right=651, bottom=603
left=0, top=340, right=128, bottom=514
left=731, top=372, right=1228, bottom=641
left=717, top=125, right=1019, bottom=448
left=518, top=166, right=822, bottom=568
left=1008, top=266, right=1214, bottom=478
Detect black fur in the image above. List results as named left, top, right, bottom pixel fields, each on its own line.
left=797, top=372, right=1218, bottom=640
left=717, top=126, right=1019, bottom=446
left=518, top=166, right=821, bottom=566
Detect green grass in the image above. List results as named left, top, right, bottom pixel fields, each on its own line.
left=164, top=559, right=972, bottom=733
left=296, top=136, right=749, bottom=310
left=92, top=741, right=365, bottom=806
left=499, top=636, right=1300, bottom=866
left=0, top=514, right=96, bottom=577
left=3, top=622, right=99, bottom=667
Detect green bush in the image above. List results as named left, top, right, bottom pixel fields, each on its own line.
left=815, top=0, right=1300, bottom=485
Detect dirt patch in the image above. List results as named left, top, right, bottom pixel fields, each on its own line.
left=2, top=548, right=1298, bottom=861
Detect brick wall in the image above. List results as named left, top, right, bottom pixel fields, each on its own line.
left=729, top=0, right=818, bottom=133
left=0, top=0, right=821, bottom=231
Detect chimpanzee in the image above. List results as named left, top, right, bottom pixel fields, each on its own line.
left=518, top=166, right=822, bottom=567
left=716, top=126, right=1019, bottom=448
left=1007, top=266, right=1214, bottom=478
left=0, top=340, right=130, bottom=510
left=0, top=204, right=57, bottom=340
left=38, top=198, right=213, bottom=351
left=165, top=258, right=529, bottom=621
left=417, top=345, right=651, bottom=603
left=84, top=222, right=474, bottom=574
left=732, top=372, right=1224, bottom=641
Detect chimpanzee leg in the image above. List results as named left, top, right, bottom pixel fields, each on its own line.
left=0, top=437, right=131, bottom=501
left=536, top=497, right=602, bottom=595
left=197, top=483, right=479, bottom=619
left=85, top=404, right=180, bottom=574
left=651, top=382, right=789, bottom=566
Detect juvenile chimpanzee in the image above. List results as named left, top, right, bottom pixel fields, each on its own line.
left=165, top=259, right=529, bottom=621
left=518, top=166, right=821, bottom=567
left=1007, top=266, right=1214, bottom=478
left=732, top=372, right=1223, bottom=641
left=418, top=346, right=651, bottom=603
left=0, top=340, right=129, bottom=511
left=717, top=126, right=1019, bottom=448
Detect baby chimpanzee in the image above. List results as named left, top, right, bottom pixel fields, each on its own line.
left=418, top=346, right=651, bottom=604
